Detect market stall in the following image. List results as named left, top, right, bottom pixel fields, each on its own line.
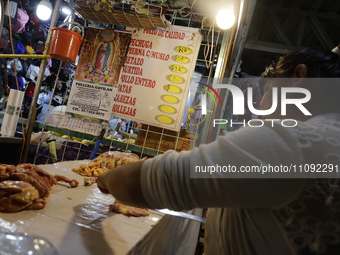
left=0, top=0, right=280, bottom=254
left=1, top=0, right=340, bottom=254
left=0, top=0, right=215, bottom=163
left=0, top=0, right=220, bottom=254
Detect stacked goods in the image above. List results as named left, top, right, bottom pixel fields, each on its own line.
left=0, top=164, right=79, bottom=213
left=135, top=125, right=194, bottom=152
left=106, top=135, right=136, bottom=145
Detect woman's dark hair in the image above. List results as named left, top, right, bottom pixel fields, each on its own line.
left=262, top=48, right=340, bottom=78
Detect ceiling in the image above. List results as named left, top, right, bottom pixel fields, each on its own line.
left=45, top=0, right=340, bottom=77
left=241, top=0, right=340, bottom=76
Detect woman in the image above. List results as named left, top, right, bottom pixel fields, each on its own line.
left=98, top=48, right=340, bottom=255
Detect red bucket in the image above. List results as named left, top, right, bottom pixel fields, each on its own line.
left=49, top=27, right=83, bottom=63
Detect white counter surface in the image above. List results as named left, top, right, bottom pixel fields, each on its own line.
left=0, top=161, right=163, bottom=255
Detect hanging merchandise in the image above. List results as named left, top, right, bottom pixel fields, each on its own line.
left=4, top=0, right=19, bottom=24
left=8, top=75, right=24, bottom=91
left=112, top=26, right=202, bottom=131
left=11, top=5, right=29, bottom=33
left=25, top=81, right=35, bottom=99
left=26, top=64, right=50, bottom=81
left=23, top=80, right=43, bottom=119
left=0, top=27, right=10, bottom=50
left=60, top=27, right=131, bottom=136
left=0, top=61, right=10, bottom=96
left=21, top=0, right=31, bottom=9
left=7, top=59, right=24, bottom=90
left=30, top=28, right=47, bottom=52
left=25, top=13, right=39, bottom=33
left=46, top=58, right=52, bottom=68
left=15, top=41, right=26, bottom=54
left=25, top=44, right=34, bottom=54
left=4, top=0, right=29, bottom=33
left=7, top=59, right=22, bottom=76
left=21, top=60, right=28, bottom=75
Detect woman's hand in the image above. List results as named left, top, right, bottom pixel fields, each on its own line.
left=97, top=160, right=150, bottom=208
left=96, top=173, right=110, bottom=194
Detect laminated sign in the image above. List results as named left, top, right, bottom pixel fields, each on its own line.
left=113, top=26, right=202, bottom=131
left=66, top=81, right=115, bottom=120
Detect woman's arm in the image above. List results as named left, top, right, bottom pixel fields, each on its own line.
left=98, top=123, right=305, bottom=211
left=97, top=160, right=149, bottom=208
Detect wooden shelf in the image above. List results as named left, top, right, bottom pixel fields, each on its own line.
left=67, top=1, right=168, bottom=29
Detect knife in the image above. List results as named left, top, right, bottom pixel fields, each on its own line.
left=154, top=209, right=206, bottom=223
left=90, top=128, right=106, bottom=160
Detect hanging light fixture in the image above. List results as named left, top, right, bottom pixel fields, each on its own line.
left=216, top=1, right=235, bottom=30
left=36, top=0, right=52, bottom=21
left=61, top=6, right=72, bottom=15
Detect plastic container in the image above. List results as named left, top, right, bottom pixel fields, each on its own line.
left=49, top=22, right=84, bottom=63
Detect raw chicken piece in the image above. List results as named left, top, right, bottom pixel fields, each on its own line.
left=54, top=175, right=79, bottom=188
left=0, top=181, right=41, bottom=213
left=0, top=164, right=79, bottom=213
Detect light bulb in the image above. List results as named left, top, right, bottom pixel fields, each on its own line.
left=216, top=2, right=235, bottom=30
left=36, top=0, right=52, bottom=21
left=62, top=7, right=71, bottom=15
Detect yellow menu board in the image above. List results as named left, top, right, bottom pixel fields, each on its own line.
left=112, top=25, right=201, bottom=131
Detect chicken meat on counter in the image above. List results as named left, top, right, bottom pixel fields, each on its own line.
left=0, top=164, right=79, bottom=213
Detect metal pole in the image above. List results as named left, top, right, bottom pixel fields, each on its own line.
left=0, top=54, right=52, bottom=59
left=198, top=30, right=231, bottom=145
left=22, top=0, right=61, bottom=162
left=0, top=1, right=4, bottom=35
left=214, top=0, right=257, bottom=141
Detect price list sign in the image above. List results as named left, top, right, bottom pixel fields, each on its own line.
left=112, top=26, right=201, bottom=131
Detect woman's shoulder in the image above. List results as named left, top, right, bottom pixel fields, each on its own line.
left=289, top=113, right=340, bottom=164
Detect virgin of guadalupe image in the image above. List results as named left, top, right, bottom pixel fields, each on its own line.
left=94, top=42, right=112, bottom=74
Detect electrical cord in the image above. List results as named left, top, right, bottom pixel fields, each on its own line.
left=189, top=13, right=201, bottom=23
left=179, top=0, right=197, bottom=17
left=190, top=12, right=201, bottom=22
left=201, top=17, right=208, bottom=29
left=203, top=17, right=216, bottom=69
left=7, top=0, right=26, bottom=164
